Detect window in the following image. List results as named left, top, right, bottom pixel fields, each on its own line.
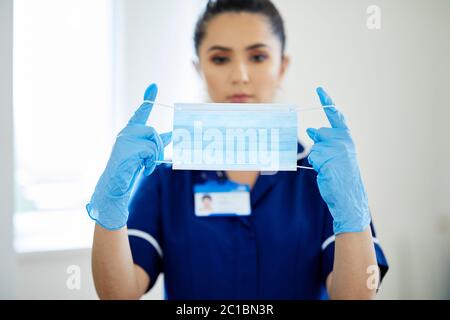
left=13, top=0, right=113, bottom=252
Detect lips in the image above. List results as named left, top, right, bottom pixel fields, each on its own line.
left=228, top=94, right=253, bottom=103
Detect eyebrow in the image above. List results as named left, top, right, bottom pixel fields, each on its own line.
left=207, top=43, right=269, bottom=52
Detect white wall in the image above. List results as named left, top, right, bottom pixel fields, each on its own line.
left=433, top=1, right=450, bottom=298
left=0, top=0, right=17, bottom=299
left=10, top=0, right=450, bottom=299
left=113, top=0, right=204, bottom=135
left=273, top=0, right=450, bottom=299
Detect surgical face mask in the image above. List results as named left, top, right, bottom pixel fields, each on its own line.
left=146, top=101, right=330, bottom=171
left=171, top=103, right=298, bottom=171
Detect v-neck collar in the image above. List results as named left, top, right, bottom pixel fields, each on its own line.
left=192, top=170, right=281, bottom=206
left=191, top=142, right=305, bottom=226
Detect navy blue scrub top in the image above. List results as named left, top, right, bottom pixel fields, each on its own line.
left=127, top=143, right=389, bottom=300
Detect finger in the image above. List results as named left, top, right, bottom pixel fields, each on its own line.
left=324, top=106, right=348, bottom=130
left=139, top=134, right=162, bottom=162
left=136, top=130, right=164, bottom=165
left=308, top=149, right=330, bottom=172
left=143, top=132, right=171, bottom=176
left=307, top=153, right=319, bottom=172
left=309, top=127, right=349, bottom=142
left=138, top=149, right=152, bottom=160
left=120, top=125, right=158, bottom=139
left=137, top=142, right=158, bottom=176
left=316, top=86, right=335, bottom=106
left=128, top=83, right=158, bottom=125
left=153, top=131, right=164, bottom=161
left=143, top=126, right=158, bottom=140
left=310, top=143, right=325, bottom=153
left=144, top=152, right=157, bottom=176
left=306, top=128, right=320, bottom=143
left=143, top=141, right=159, bottom=176
left=316, top=87, right=348, bottom=129
left=160, top=132, right=172, bottom=147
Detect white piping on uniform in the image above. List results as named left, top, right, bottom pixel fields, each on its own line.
left=321, top=234, right=380, bottom=251
left=128, top=229, right=163, bottom=258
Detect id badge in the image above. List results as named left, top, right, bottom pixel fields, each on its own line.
left=194, top=180, right=251, bottom=217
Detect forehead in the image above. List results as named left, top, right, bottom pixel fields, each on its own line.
left=200, top=12, right=280, bottom=51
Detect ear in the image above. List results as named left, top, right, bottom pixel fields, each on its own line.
left=192, top=59, right=201, bottom=76
left=279, top=55, right=290, bottom=79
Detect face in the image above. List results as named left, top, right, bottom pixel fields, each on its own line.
left=202, top=197, right=212, bottom=208
left=195, top=13, right=290, bottom=103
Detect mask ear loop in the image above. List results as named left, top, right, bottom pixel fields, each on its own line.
left=143, top=100, right=175, bottom=109
left=143, top=100, right=333, bottom=112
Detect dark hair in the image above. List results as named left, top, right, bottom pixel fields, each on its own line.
left=202, top=194, right=212, bottom=201
left=194, top=0, right=286, bottom=57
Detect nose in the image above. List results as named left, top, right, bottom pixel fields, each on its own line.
left=230, top=60, right=250, bottom=85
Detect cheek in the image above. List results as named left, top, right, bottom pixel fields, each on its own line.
left=201, top=64, right=229, bottom=98
left=205, top=75, right=225, bottom=100
left=252, top=67, right=280, bottom=101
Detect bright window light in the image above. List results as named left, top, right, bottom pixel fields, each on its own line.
left=13, top=0, right=113, bottom=252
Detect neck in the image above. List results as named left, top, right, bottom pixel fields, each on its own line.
left=225, top=171, right=260, bottom=190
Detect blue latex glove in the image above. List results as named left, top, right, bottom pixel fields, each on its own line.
left=86, top=84, right=171, bottom=230
left=306, top=87, right=371, bottom=235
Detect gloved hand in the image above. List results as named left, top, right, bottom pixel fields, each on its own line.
left=86, top=84, right=172, bottom=230
left=306, top=87, right=371, bottom=235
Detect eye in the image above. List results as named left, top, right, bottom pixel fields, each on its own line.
left=211, top=56, right=230, bottom=65
left=250, top=54, right=268, bottom=63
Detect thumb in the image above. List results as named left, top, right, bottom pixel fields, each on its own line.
left=160, top=132, right=172, bottom=147
left=306, top=128, right=320, bottom=143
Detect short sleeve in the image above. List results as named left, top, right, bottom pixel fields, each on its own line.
left=320, top=207, right=389, bottom=290
left=127, top=167, right=164, bottom=293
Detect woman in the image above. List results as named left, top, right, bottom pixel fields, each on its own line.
left=88, top=0, right=388, bottom=300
